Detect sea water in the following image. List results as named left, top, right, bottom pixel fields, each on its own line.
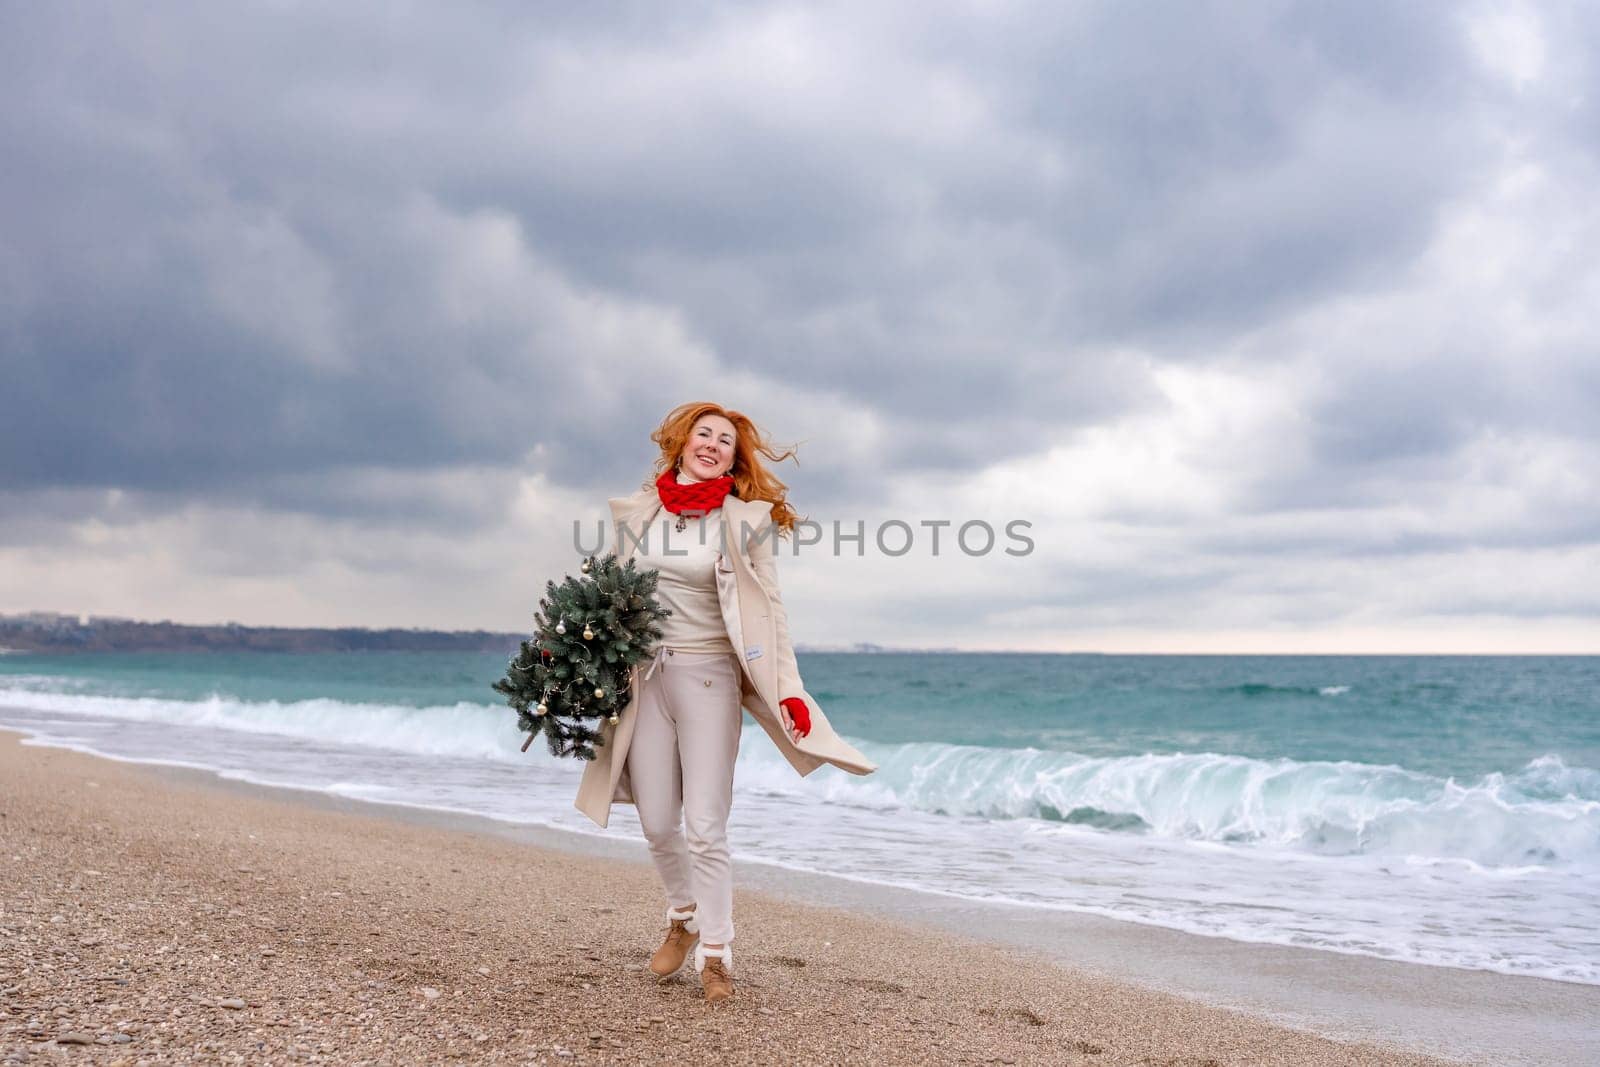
left=2, top=651, right=1596, bottom=985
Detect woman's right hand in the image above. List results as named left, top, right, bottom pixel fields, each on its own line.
left=779, top=696, right=811, bottom=743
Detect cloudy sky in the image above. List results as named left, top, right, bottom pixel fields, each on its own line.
left=3, top=1, right=1597, bottom=653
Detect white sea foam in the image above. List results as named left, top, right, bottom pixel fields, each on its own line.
left=5, top=684, right=1596, bottom=870
left=0, top=686, right=526, bottom=760
left=752, top=740, right=1600, bottom=869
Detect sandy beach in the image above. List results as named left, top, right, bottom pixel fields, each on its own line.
left=0, top=727, right=1526, bottom=1065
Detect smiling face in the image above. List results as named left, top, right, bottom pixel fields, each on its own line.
left=677, top=414, right=737, bottom=481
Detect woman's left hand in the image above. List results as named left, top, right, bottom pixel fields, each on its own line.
left=779, top=696, right=811, bottom=743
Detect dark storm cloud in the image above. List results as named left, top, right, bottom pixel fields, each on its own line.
left=465, top=0, right=1497, bottom=475
left=0, top=0, right=1587, bottom=535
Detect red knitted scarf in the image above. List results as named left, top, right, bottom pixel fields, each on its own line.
left=654, top=466, right=734, bottom=515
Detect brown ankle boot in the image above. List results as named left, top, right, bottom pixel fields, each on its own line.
left=694, top=942, right=734, bottom=1004
left=648, top=905, right=700, bottom=978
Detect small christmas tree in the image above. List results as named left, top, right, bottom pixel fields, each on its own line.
left=493, top=552, right=671, bottom=760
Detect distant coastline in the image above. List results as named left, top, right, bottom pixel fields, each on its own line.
left=0, top=612, right=520, bottom=654
left=0, top=612, right=956, bottom=655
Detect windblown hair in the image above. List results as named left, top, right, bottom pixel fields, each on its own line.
left=645, top=401, right=803, bottom=535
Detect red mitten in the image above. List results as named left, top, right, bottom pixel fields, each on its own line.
left=779, top=697, right=811, bottom=738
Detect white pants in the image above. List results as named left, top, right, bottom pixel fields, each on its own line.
left=626, top=647, right=743, bottom=945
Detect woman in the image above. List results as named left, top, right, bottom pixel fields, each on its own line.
left=573, top=401, right=877, bottom=1004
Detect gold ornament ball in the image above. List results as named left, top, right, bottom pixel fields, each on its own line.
left=581, top=559, right=592, bottom=574
left=582, top=625, right=595, bottom=640
left=608, top=713, right=619, bottom=725
left=594, top=687, right=605, bottom=699
left=534, top=702, right=547, bottom=716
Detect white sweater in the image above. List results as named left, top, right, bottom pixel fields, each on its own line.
left=634, top=474, right=737, bottom=655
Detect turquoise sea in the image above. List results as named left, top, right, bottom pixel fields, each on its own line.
left=3, top=651, right=1596, bottom=984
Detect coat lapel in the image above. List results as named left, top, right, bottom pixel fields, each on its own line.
left=715, top=495, right=780, bottom=704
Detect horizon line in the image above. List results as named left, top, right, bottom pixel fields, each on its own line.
left=2, top=611, right=1593, bottom=656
